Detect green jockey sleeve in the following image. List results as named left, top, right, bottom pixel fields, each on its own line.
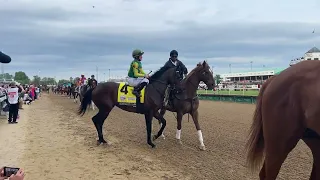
left=128, top=60, right=145, bottom=78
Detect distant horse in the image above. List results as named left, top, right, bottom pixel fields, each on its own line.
left=245, top=60, right=320, bottom=179
left=156, top=61, right=215, bottom=150
left=78, top=66, right=181, bottom=148
left=71, top=85, right=80, bottom=103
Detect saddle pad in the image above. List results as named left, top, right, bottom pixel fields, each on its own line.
left=117, top=82, right=145, bottom=104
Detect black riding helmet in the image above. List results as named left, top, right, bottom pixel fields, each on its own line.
left=170, top=50, right=178, bottom=57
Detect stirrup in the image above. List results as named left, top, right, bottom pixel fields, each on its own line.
left=133, top=90, right=141, bottom=97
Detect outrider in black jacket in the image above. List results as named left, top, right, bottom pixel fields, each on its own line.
left=0, top=51, right=11, bottom=63
left=163, top=58, right=188, bottom=77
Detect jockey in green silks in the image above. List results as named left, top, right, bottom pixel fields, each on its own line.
left=127, top=49, right=150, bottom=97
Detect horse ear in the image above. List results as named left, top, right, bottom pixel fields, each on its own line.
left=197, top=62, right=201, bottom=66
left=202, top=60, right=209, bottom=68
left=202, top=60, right=207, bottom=66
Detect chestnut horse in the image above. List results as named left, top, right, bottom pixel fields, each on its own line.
left=246, top=60, right=320, bottom=179
left=78, top=66, right=181, bottom=148
left=156, top=61, right=215, bottom=150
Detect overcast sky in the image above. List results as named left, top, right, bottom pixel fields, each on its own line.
left=1, top=0, right=320, bottom=80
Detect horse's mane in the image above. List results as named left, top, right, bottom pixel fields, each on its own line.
left=184, top=62, right=203, bottom=82
left=149, top=66, right=173, bottom=83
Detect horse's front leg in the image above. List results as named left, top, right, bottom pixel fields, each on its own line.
left=190, top=110, right=205, bottom=150
left=153, top=111, right=167, bottom=140
left=176, top=112, right=183, bottom=145
left=158, top=107, right=167, bottom=139
left=145, top=111, right=156, bottom=148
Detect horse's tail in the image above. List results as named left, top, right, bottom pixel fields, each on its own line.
left=78, top=88, right=94, bottom=116
left=245, top=76, right=275, bottom=172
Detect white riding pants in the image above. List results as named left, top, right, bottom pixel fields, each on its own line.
left=127, top=77, right=149, bottom=87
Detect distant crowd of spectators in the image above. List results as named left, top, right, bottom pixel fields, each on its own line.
left=0, top=83, right=41, bottom=124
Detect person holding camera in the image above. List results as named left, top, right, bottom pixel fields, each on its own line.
left=0, top=167, right=25, bottom=180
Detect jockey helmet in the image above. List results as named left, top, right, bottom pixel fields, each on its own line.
left=170, top=50, right=178, bottom=57
left=91, top=75, right=95, bottom=78
left=81, top=75, right=84, bottom=77
left=132, top=49, right=144, bottom=58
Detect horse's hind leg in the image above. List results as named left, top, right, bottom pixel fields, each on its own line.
left=261, top=129, right=300, bottom=179
left=190, top=110, right=206, bottom=150
left=303, top=138, right=320, bottom=180
left=153, top=111, right=167, bottom=140
left=92, top=110, right=110, bottom=145
left=145, top=111, right=156, bottom=148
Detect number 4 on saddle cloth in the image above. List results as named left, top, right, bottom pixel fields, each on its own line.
left=117, top=82, right=145, bottom=107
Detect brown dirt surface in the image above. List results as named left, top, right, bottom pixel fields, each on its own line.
left=0, top=93, right=314, bottom=180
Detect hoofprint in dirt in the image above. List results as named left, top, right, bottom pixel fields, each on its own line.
left=19, top=94, right=188, bottom=180
left=55, top=94, right=314, bottom=179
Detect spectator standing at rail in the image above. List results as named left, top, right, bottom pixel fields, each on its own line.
left=35, top=86, right=40, bottom=99
left=30, top=85, right=35, bottom=101
left=7, top=82, right=23, bottom=124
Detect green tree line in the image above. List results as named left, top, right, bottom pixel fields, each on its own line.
left=0, top=72, right=223, bottom=86
left=0, top=72, right=76, bottom=86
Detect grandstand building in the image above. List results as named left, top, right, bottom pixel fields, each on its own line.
left=220, top=68, right=284, bottom=82
left=221, top=46, right=320, bottom=82
left=290, top=46, right=320, bottom=66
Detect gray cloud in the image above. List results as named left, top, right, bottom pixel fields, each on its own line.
left=1, top=3, right=320, bottom=79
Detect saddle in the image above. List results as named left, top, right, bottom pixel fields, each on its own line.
left=167, top=86, right=187, bottom=106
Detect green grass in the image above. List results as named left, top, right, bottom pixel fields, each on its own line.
left=197, top=89, right=259, bottom=96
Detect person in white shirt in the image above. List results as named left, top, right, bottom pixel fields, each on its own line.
left=7, top=82, right=22, bottom=124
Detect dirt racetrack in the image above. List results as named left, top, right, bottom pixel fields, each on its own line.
left=1, top=93, right=314, bottom=180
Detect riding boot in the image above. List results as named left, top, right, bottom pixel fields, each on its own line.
left=133, top=82, right=147, bottom=97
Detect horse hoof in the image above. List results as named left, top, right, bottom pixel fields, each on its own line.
left=97, top=140, right=108, bottom=146
left=152, top=135, right=158, bottom=141
left=176, top=139, right=182, bottom=145
left=160, top=134, right=166, bottom=140
left=199, top=145, right=206, bottom=151
left=148, top=142, right=156, bottom=148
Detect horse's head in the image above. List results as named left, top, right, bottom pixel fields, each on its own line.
left=149, top=66, right=182, bottom=87
left=187, top=61, right=215, bottom=90
left=198, top=61, right=215, bottom=90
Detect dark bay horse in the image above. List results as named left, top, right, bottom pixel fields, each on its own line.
left=71, top=85, right=79, bottom=103
left=246, top=60, right=320, bottom=179
left=78, top=85, right=95, bottom=110
left=156, top=61, right=215, bottom=150
left=78, top=67, right=181, bottom=148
